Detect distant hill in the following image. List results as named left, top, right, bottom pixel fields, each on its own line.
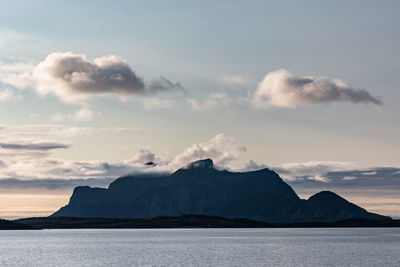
left=52, top=159, right=390, bottom=222
left=0, top=219, right=36, bottom=230
left=17, top=215, right=400, bottom=229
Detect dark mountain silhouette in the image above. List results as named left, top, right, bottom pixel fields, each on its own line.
left=0, top=219, right=37, bottom=230
left=17, top=215, right=400, bottom=229
left=52, top=159, right=390, bottom=222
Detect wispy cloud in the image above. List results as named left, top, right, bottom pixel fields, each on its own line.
left=217, top=74, right=251, bottom=88
left=0, top=29, right=45, bottom=61
left=188, top=93, right=249, bottom=111
left=142, top=98, right=175, bottom=110
left=50, top=107, right=99, bottom=122
left=0, top=89, right=20, bottom=102
left=1, top=124, right=145, bottom=138
left=0, top=140, right=70, bottom=151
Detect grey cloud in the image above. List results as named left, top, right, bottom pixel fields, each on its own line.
left=2, top=52, right=184, bottom=103
left=3, top=124, right=146, bottom=137
left=252, top=69, right=382, bottom=108
left=0, top=141, right=70, bottom=151
left=147, top=76, right=186, bottom=94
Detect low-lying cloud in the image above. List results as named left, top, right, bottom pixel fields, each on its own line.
left=0, top=133, right=246, bottom=180
left=0, top=140, right=70, bottom=151
left=252, top=69, right=382, bottom=108
left=1, top=124, right=144, bottom=138
left=168, top=133, right=247, bottom=170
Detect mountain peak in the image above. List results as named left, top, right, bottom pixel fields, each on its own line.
left=183, top=158, right=214, bottom=170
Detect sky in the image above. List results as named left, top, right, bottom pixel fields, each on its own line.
left=0, top=0, right=399, bottom=218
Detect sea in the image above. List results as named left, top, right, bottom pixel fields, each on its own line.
left=0, top=228, right=399, bottom=266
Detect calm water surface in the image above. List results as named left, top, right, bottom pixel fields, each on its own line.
left=0, top=228, right=399, bottom=266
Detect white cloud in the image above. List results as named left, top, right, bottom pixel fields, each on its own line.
left=0, top=61, right=34, bottom=88
left=29, top=113, right=40, bottom=120
left=73, top=107, right=96, bottom=121
left=0, top=133, right=247, bottom=180
left=129, top=148, right=157, bottom=164
left=361, top=171, right=377, bottom=176
left=217, top=74, right=251, bottom=88
left=188, top=93, right=249, bottom=111
left=271, top=161, right=362, bottom=182
left=0, top=52, right=184, bottom=104
left=188, top=93, right=231, bottom=110
left=252, top=69, right=382, bottom=108
left=0, top=89, right=17, bottom=102
left=142, top=98, right=175, bottom=110
left=168, top=133, right=247, bottom=170
left=307, top=175, right=331, bottom=183
left=343, top=176, right=357, bottom=181
left=50, top=107, right=98, bottom=122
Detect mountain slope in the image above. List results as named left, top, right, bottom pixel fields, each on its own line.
left=52, top=159, right=390, bottom=222
left=289, top=191, right=387, bottom=222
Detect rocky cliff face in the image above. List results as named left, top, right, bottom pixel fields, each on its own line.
left=52, top=159, right=390, bottom=222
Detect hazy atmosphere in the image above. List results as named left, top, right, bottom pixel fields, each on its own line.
left=0, top=0, right=399, bottom=218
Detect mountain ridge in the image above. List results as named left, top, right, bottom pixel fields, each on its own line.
left=52, top=159, right=390, bottom=222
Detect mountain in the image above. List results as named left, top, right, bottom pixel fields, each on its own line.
left=52, top=159, right=390, bottom=222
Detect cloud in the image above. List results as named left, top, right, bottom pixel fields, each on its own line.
left=2, top=124, right=145, bottom=138
left=188, top=93, right=231, bottom=110
left=168, top=133, right=247, bottom=170
left=343, top=176, right=357, bottom=181
left=0, top=89, right=18, bottom=102
left=0, top=132, right=399, bottom=216
left=243, top=160, right=359, bottom=183
left=361, top=171, right=377, bottom=176
left=0, top=52, right=184, bottom=103
left=50, top=107, right=98, bottom=122
left=0, top=61, right=34, bottom=88
left=217, top=74, right=251, bottom=88
left=129, top=148, right=157, bottom=164
left=252, top=69, right=382, bottom=108
left=0, top=140, right=70, bottom=151
left=269, top=161, right=362, bottom=182
left=188, top=93, right=249, bottom=111
left=142, top=98, right=175, bottom=110
left=0, top=133, right=246, bottom=180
